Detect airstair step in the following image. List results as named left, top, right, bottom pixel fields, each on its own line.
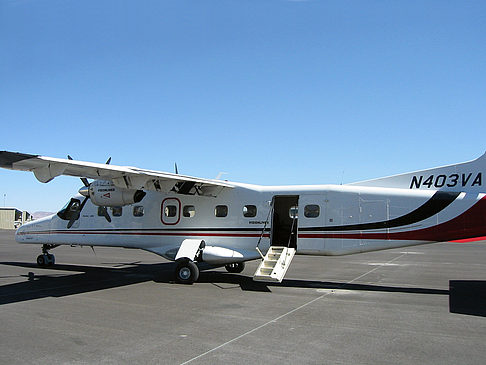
left=253, top=247, right=296, bottom=283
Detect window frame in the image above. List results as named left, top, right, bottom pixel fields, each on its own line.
left=215, top=205, right=228, bottom=218
left=304, top=204, right=320, bottom=218
left=111, top=206, right=123, bottom=217
left=183, top=205, right=196, bottom=218
left=133, top=205, right=144, bottom=217
left=161, top=197, right=181, bottom=225
left=243, top=205, right=257, bottom=218
left=164, top=205, right=177, bottom=218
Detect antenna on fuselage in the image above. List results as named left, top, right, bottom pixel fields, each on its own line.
left=215, top=172, right=228, bottom=180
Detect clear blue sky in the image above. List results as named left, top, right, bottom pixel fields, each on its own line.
left=1, top=0, right=485, bottom=213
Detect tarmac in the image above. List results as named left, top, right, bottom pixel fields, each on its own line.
left=1, top=229, right=486, bottom=364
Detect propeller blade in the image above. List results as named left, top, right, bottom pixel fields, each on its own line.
left=175, top=162, right=179, bottom=174
left=67, top=196, right=88, bottom=229
left=68, top=155, right=90, bottom=187
left=67, top=216, right=76, bottom=229
left=79, top=196, right=89, bottom=210
left=100, top=206, right=112, bottom=223
left=105, top=157, right=111, bottom=165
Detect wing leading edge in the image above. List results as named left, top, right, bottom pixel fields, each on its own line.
left=0, top=151, right=234, bottom=197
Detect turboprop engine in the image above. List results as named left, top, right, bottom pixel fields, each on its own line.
left=79, top=180, right=146, bottom=207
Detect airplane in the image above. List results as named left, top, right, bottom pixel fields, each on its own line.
left=0, top=150, right=485, bottom=284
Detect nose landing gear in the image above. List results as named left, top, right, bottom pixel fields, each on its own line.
left=36, top=244, right=58, bottom=267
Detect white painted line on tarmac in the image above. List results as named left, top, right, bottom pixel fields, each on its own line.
left=180, top=252, right=408, bottom=365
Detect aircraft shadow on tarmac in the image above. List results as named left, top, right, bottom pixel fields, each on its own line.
left=0, top=261, right=485, bottom=317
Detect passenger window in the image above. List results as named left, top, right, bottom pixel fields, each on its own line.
left=183, top=205, right=195, bottom=218
left=133, top=206, right=144, bottom=217
left=215, top=205, right=228, bottom=217
left=165, top=205, right=177, bottom=217
left=304, top=205, right=320, bottom=218
left=243, top=205, right=257, bottom=217
left=97, top=206, right=106, bottom=217
left=289, top=206, right=298, bottom=219
left=111, top=207, right=122, bottom=217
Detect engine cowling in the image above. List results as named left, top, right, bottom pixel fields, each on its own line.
left=82, top=180, right=146, bottom=207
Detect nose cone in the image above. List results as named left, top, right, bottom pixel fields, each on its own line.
left=15, top=220, right=31, bottom=243
left=15, top=215, right=52, bottom=243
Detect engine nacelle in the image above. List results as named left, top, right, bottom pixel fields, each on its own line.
left=201, top=246, right=246, bottom=265
left=83, top=180, right=146, bottom=207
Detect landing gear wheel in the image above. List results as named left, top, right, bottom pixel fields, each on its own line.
left=36, top=253, right=55, bottom=267
left=225, top=262, right=245, bottom=273
left=37, top=254, right=46, bottom=267
left=46, top=254, right=55, bottom=266
left=175, top=259, right=199, bottom=284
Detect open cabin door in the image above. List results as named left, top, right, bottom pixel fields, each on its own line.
left=254, top=195, right=299, bottom=282
left=270, top=195, right=299, bottom=248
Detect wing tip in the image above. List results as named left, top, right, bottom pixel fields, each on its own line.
left=0, top=151, right=38, bottom=168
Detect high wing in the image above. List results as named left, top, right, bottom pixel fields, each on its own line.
left=0, top=151, right=234, bottom=196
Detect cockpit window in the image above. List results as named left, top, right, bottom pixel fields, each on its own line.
left=57, top=198, right=82, bottom=221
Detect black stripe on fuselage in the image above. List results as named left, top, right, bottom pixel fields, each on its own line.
left=300, top=190, right=460, bottom=232
left=43, top=191, right=459, bottom=235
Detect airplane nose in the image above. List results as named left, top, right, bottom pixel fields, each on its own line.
left=15, top=215, right=53, bottom=244
left=15, top=222, right=27, bottom=242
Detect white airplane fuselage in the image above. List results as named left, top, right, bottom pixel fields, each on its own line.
left=16, top=181, right=486, bottom=261
left=3, top=150, right=486, bottom=283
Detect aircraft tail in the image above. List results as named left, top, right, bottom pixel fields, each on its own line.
left=349, top=152, right=486, bottom=192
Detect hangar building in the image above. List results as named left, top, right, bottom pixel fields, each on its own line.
left=0, top=208, right=32, bottom=230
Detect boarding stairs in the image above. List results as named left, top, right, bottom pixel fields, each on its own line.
left=253, top=246, right=296, bottom=282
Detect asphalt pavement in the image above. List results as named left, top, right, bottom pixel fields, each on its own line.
left=1, top=229, right=486, bottom=364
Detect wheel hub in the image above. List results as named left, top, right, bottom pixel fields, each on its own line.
left=179, top=267, right=191, bottom=280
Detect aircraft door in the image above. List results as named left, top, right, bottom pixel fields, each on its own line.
left=161, top=198, right=181, bottom=225
left=271, top=195, right=299, bottom=248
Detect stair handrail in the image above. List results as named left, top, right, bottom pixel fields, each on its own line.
left=282, top=207, right=298, bottom=268
left=256, top=200, right=273, bottom=259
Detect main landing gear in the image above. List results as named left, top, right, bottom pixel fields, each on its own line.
left=175, top=258, right=199, bottom=284
left=174, top=261, right=246, bottom=284
left=36, top=244, right=58, bottom=267
left=225, top=262, right=245, bottom=273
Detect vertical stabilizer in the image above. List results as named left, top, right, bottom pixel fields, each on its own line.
left=348, top=152, right=486, bottom=192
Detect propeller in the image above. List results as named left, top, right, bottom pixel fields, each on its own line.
left=66, top=155, right=113, bottom=227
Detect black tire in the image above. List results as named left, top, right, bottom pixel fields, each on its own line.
left=36, top=255, right=46, bottom=267
left=225, top=262, right=245, bottom=273
left=46, top=254, right=55, bottom=266
left=175, top=259, right=199, bottom=284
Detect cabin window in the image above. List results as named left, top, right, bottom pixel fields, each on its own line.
left=165, top=205, right=177, bottom=218
left=304, top=205, right=320, bottom=218
left=215, top=205, right=228, bottom=217
left=243, top=205, right=257, bottom=217
left=133, top=206, right=144, bottom=217
left=183, top=205, right=195, bottom=218
left=111, top=207, right=122, bottom=217
left=97, top=206, right=107, bottom=217
left=289, top=206, right=298, bottom=219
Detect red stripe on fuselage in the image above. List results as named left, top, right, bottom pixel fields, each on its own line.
left=17, top=196, right=486, bottom=243
left=301, top=195, right=486, bottom=242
